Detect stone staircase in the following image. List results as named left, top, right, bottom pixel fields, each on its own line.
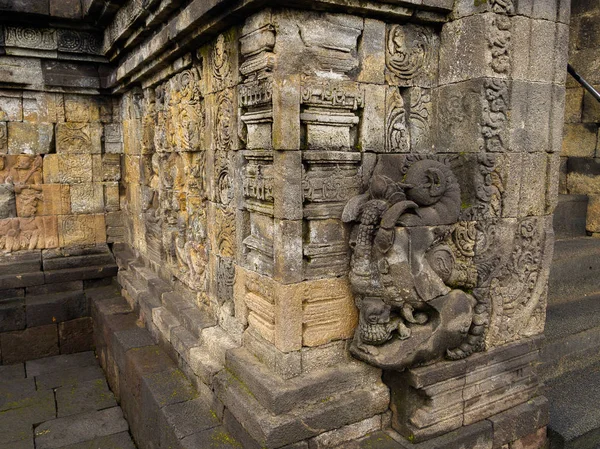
left=542, top=194, right=600, bottom=449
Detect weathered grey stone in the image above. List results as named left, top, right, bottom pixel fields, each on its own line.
left=159, top=397, right=220, bottom=441
left=55, top=377, right=117, bottom=417
left=0, top=324, right=59, bottom=363
left=7, top=122, right=54, bottom=155
left=34, top=364, right=105, bottom=390
left=59, top=432, right=136, bottom=449
left=27, top=350, right=96, bottom=376
left=215, top=368, right=389, bottom=449
left=34, top=407, right=129, bottom=449
left=0, top=363, right=25, bottom=380
left=26, top=291, right=87, bottom=327
left=0, top=298, right=26, bottom=332
left=489, top=396, right=549, bottom=447
left=180, top=426, right=242, bottom=449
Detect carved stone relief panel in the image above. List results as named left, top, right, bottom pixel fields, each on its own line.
left=0, top=216, right=58, bottom=251
left=300, top=80, right=364, bottom=151
left=301, top=151, right=361, bottom=279
left=385, top=24, right=438, bottom=88
left=0, top=122, right=7, bottom=153
left=242, top=150, right=274, bottom=216
left=56, top=122, right=103, bottom=154
left=435, top=79, right=511, bottom=154
left=341, top=150, right=552, bottom=370
left=272, top=11, right=363, bottom=79
left=5, top=27, right=57, bottom=50
left=385, top=87, right=432, bottom=153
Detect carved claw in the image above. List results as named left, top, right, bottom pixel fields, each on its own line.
left=357, top=342, right=380, bottom=356
left=401, top=304, right=428, bottom=325
left=397, top=322, right=411, bottom=340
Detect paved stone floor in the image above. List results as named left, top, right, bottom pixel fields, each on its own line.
left=0, top=351, right=136, bottom=449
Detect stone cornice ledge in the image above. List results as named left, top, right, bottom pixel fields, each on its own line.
left=106, top=0, right=453, bottom=93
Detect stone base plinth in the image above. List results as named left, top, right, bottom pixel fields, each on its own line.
left=385, top=337, right=546, bottom=444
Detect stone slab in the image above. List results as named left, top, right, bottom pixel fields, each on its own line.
left=55, top=377, right=117, bottom=417
left=1, top=324, right=58, bottom=364
left=59, top=432, right=136, bottom=449
left=25, top=291, right=87, bottom=327
left=58, top=317, right=94, bottom=354
left=26, top=350, right=97, bottom=376
left=34, top=407, right=129, bottom=449
left=34, top=364, right=105, bottom=390
left=0, top=297, right=26, bottom=332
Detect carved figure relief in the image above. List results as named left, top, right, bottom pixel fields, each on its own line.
left=0, top=155, right=16, bottom=219
left=216, top=91, right=234, bottom=151
left=11, top=156, right=43, bottom=218
left=343, top=157, right=480, bottom=370
left=212, top=34, right=232, bottom=85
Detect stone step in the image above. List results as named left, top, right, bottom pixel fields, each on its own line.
left=540, top=293, right=600, bottom=381
left=553, top=194, right=589, bottom=240
left=548, top=237, right=600, bottom=304
left=546, top=361, right=600, bottom=449
left=90, top=287, right=241, bottom=449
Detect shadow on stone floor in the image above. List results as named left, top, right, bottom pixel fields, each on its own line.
left=0, top=351, right=136, bottom=449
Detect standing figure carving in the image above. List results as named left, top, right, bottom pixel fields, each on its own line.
left=343, top=158, right=484, bottom=370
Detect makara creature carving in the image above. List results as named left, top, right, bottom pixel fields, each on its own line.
left=343, top=158, right=486, bottom=370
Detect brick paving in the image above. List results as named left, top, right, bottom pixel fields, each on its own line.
left=0, top=351, right=136, bottom=449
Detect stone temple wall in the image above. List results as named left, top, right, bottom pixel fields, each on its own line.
left=0, top=90, right=122, bottom=251
left=562, top=0, right=600, bottom=235
left=0, top=0, right=572, bottom=447
left=112, top=1, right=569, bottom=447
left=0, top=24, right=122, bottom=364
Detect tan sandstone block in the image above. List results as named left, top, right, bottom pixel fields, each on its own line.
left=40, top=185, right=71, bottom=215
left=104, top=182, right=120, bottom=211
left=0, top=94, right=23, bottom=121
left=234, top=266, right=357, bottom=351
left=561, top=123, right=597, bottom=157
left=587, top=195, right=600, bottom=233
left=64, top=95, right=100, bottom=122
left=299, top=276, right=357, bottom=347
left=58, top=214, right=106, bottom=247
left=56, top=122, right=103, bottom=154
left=43, top=154, right=93, bottom=184
left=234, top=266, right=302, bottom=352
left=70, top=183, right=104, bottom=213
left=0, top=123, right=6, bottom=154
left=564, top=88, right=583, bottom=123
left=23, top=92, right=64, bottom=123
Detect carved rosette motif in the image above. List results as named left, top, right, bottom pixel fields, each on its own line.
left=5, top=27, right=56, bottom=50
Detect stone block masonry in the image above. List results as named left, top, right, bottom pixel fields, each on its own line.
left=561, top=0, right=600, bottom=236
left=0, top=0, right=570, bottom=447
left=0, top=245, right=117, bottom=364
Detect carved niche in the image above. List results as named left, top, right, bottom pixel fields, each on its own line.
left=342, top=156, right=484, bottom=370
